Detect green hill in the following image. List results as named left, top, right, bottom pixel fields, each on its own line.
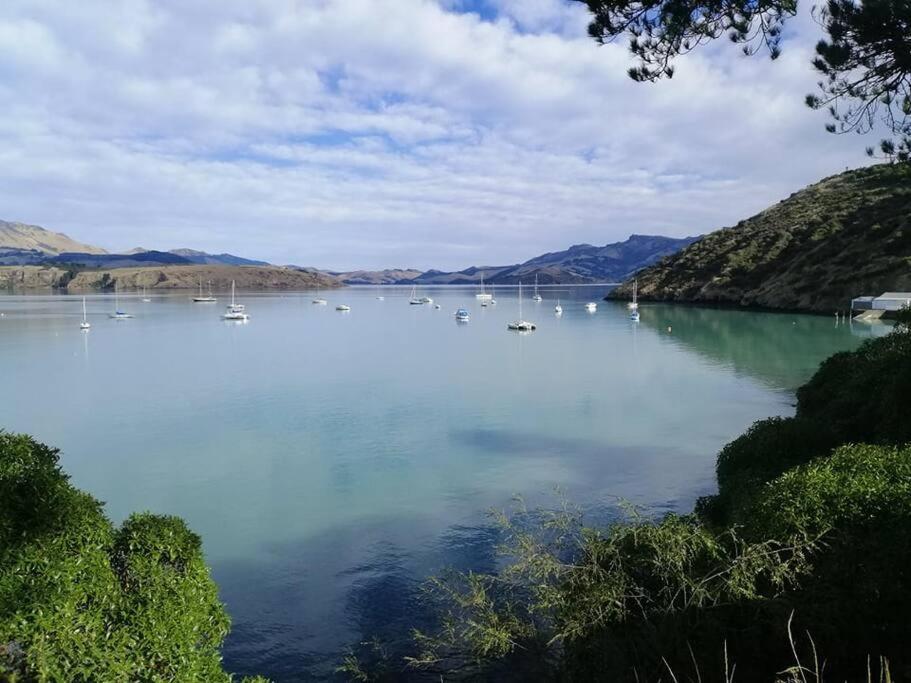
left=609, top=163, right=911, bottom=313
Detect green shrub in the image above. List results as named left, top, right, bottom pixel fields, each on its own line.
left=701, top=416, right=838, bottom=524
left=0, top=432, right=263, bottom=682
left=796, top=331, right=911, bottom=445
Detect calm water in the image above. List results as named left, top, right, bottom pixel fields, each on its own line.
left=0, top=287, right=885, bottom=680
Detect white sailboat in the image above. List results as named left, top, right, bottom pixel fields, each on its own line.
left=585, top=302, right=597, bottom=313
left=554, top=299, right=563, bottom=315
left=627, top=279, right=639, bottom=311
left=507, top=281, right=536, bottom=331
left=109, top=284, right=133, bottom=319
left=80, top=297, right=91, bottom=330
left=409, top=286, right=433, bottom=305
left=312, top=283, right=328, bottom=305
left=222, top=281, right=248, bottom=320
left=336, top=303, right=351, bottom=311
left=141, top=286, right=152, bottom=302
left=193, top=278, right=217, bottom=303
left=476, top=273, right=492, bottom=301
left=490, top=284, right=497, bottom=305
left=532, top=274, right=543, bottom=302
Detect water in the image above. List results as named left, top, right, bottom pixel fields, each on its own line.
left=0, top=287, right=884, bottom=680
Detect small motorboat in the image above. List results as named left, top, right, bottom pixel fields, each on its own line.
left=336, top=304, right=351, bottom=311
left=434, top=304, right=441, bottom=309
left=585, top=302, right=597, bottom=313
left=455, top=308, right=470, bottom=321
left=554, top=300, right=563, bottom=315
left=630, top=310, right=640, bottom=322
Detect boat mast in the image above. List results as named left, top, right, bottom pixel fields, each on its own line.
left=518, top=281, right=523, bottom=319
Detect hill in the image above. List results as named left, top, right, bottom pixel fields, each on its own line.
left=0, top=220, right=107, bottom=256
left=0, top=264, right=340, bottom=291
left=609, top=164, right=911, bottom=313
left=48, top=251, right=193, bottom=268
left=168, top=248, right=268, bottom=266
left=335, top=234, right=697, bottom=285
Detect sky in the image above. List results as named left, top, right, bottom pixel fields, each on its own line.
left=0, top=0, right=873, bottom=270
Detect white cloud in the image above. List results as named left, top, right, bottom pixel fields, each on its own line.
left=0, top=0, right=871, bottom=269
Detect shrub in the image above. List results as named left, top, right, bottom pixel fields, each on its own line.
left=702, top=416, right=839, bottom=524
left=0, top=431, right=264, bottom=682
left=796, top=331, right=911, bottom=445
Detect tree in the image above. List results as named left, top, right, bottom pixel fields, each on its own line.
left=575, top=0, right=911, bottom=161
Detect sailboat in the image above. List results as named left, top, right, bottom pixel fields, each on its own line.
left=312, top=283, right=328, bottom=305
left=628, top=279, right=639, bottom=311
left=554, top=299, right=563, bottom=315
left=476, top=273, right=492, bottom=301
left=585, top=302, right=598, bottom=312
left=409, top=285, right=433, bottom=305
left=222, top=281, right=249, bottom=320
left=192, top=278, right=217, bottom=303
left=141, top=286, right=151, bottom=302
left=532, top=274, right=543, bottom=302
left=490, top=284, right=497, bottom=305
left=109, top=284, right=133, bottom=319
left=80, top=297, right=91, bottom=330
left=507, top=281, right=536, bottom=331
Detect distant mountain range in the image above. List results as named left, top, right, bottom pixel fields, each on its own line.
left=608, top=163, right=911, bottom=313
left=333, top=234, right=699, bottom=285
left=1, top=219, right=698, bottom=288
left=0, top=223, right=269, bottom=268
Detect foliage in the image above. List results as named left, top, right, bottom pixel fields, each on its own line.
left=577, top=0, right=796, bottom=81
left=576, top=0, right=911, bottom=158
left=806, top=0, right=911, bottom=163
left=703, top=416, right=838, bottom=523
left=797, top=328, right=911, bottom=444
left=0, top=431, right=266, bottom=682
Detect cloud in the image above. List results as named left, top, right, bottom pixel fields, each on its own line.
left=0, top=0, right=870, bottom=269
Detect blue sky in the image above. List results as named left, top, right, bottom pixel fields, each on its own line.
left=0, top=0, right=870, bottom=270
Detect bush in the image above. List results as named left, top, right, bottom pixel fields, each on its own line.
left=796, top=331, right=911, bottom=445
left=0, top=431, right=264, bottom=682
left=701, top=416, right=838, bottom=525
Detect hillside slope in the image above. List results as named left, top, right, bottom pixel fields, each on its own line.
left=0, top=220, right=107, bottom=255
left=0, top=265, right=341, bottom=291
left=609, top=164, right=911, bottom=313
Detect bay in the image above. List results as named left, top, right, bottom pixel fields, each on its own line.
left=0, top=286, right=884, bottom=680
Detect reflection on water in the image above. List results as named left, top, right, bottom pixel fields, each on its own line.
left=0, top=288, right=869, bottom=681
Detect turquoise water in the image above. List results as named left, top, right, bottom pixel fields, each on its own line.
left=0, top=287, right=883, bottom=680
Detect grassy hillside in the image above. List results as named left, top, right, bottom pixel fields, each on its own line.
left=0, top=264, right=341, bottom=291
left=0, top=220, right=107, bottom=255
left=609, top=164, right=911, bottom=312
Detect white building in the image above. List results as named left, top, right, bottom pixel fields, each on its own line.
left=851, top=292, right=911, bottom=313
